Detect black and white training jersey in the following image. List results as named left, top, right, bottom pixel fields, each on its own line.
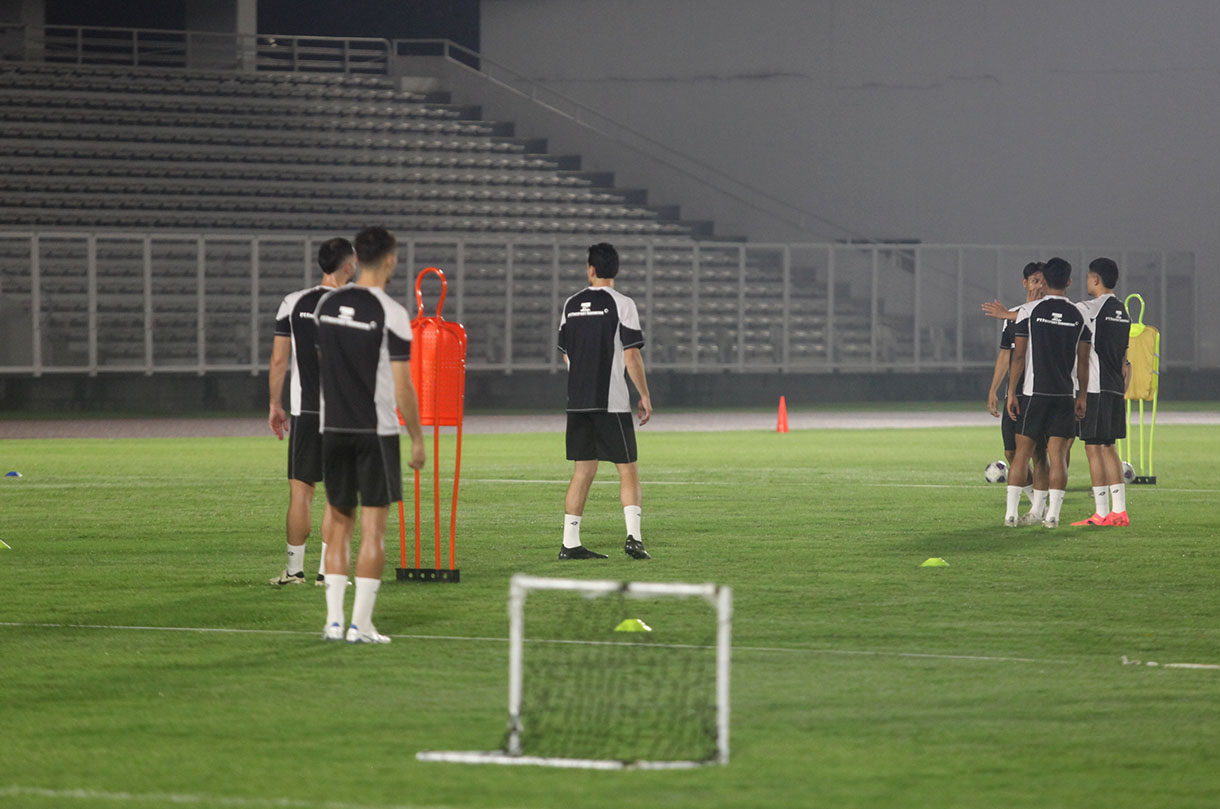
left=998, top=299, right=1040, bottom=396
left=557, top=286, right=644, bottom=413
left=1076, top=293, right=1130, bottom=395
left=1012, top=294, right=1092, bottom=397
left=314, top=285, right=413, bottom=436
left=274, top=285, right=330, bottom=415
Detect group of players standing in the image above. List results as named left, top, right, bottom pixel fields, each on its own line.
left=984, top=256, right=1132, bottom=529
left=266, top=235, right=653, bottom=643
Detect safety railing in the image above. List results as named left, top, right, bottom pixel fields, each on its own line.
left=0, top=232, right=1197, bottom=376
left=0, top=23, right=391, bottom=75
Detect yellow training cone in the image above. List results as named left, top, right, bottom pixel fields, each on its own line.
left=921, top=557, right=949, bottom=567
left=614, top=618, right=652, bottom=632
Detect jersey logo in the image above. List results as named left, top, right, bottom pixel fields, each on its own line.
left=1035, top=311, right=1079, bottom=327
left=569, top=301, right=610, bottom=318
left=297, top=311, right=316, bottom=321
left=320, top=305, right=378, bottom=331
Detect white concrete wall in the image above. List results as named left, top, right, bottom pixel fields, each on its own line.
left=481, top=0, right=1220, bottom=366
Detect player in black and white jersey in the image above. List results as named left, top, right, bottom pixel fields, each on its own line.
left=556, top=243, right=653, bottom=561
left=1069, top=258, right=1133, bottom=527
left=984, top=262, right=1051, bottom=521
left=315, top=227, right=425, bottom=644
left=1005, top=257, right=1091, bottom=528
left=267, top=238, right=356, bottom=586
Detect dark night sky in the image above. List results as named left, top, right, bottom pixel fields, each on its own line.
left=44, top=0, right=480, bottom=51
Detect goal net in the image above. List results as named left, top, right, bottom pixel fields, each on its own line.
left=417, top=573, right=733, bottom=770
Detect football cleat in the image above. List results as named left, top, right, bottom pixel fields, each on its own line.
left=1017, top=512, right=1045, bottom=526
left=1070, top=513, right=1108, bottom=526
left=322, top=622, right=344, bottom=641
left=1004, top=515, right=1019, bottom=527
left=346, top=624, right=391, bottom=644
left=1042, top=516, right=1060, bottom=529
left=315, top=573, right=326, bottom=587
left=558, top=545, right=608, bottom=560
left=624, top=536, right=651, bottom=560
left=1104, top=511, right=1130, bottom=527
left=269, top=569, right=306, bottom=586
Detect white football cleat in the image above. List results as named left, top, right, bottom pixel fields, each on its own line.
left=346, top=624, right=392, bottom=644
left=1004, top=515, right=1018, bottom=527
left=1017, top=512, right=1044, bottom=526
left=322, top=622, right=344, bottom=641
left=1042, top=516, right=1060, bottom=529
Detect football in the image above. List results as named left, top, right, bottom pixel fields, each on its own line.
left=984, top=460, right=1008, bottom=483
left=1121, top=461, right=1136, bottom=484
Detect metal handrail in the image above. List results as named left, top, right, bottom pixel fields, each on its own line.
left=394, top=38, right=870, bottom=243
left=1, top=23, right=391, bottom=74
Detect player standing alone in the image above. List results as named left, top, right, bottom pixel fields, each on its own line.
left=315, top=227, right=425, bottom=642
left=1070, top=258, right=1133, bottom=526
left=557, top=243, right=653, bottom=560
left=267, top=238, right=356, bottom=585
left=1005, top=257, right=1091, bottom=528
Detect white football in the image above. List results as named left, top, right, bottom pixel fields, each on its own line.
left=1121, top=461, right=1136, bottom=484
left=984, top=460, right=1008, bottom=483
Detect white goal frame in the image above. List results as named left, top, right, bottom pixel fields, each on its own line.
left=417, top=573, right=733, bottom=770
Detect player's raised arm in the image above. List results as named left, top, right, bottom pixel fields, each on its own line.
left=982, top=300, right=1019, bottom=320
left=624, top=347, right=651, bottom=426
left=268, top=334, right=292, bottom=439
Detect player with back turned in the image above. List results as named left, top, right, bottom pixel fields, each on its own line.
left=267, top=238, right=356, bottom=585
left=1069, top=257, right=1133, bottom=527
left=556, top=242, right=653, bottom=561
left=1005, top=257, right=1091, bottom=529
left=315, top=227, right=425, bottom=643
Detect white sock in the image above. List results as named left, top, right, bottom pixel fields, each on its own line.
left=1005, top=486, right=1022, bottom=520
left=1028, top=490, right=1048, bottom=518
left=1111, top=483, right=1127, bottom=513
left=286, top=543, right=305, bottom=576
left=324, top=573, right=347, bottom=627
left=1022, top=484, right=1035, bottom=504
left=563, top=514, right=582, bottom=549
left=624, top=505, right=642, bottom=541
left=1047, top=489, right=1066, bottom=521
left=318, top=542, right=328, bottom=576
left=1092, top=486, right=1110, bottom=516
left=350, top=577, right=381, bottom=632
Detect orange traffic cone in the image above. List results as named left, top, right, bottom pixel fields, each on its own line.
left=777, top=396, right=789, bottom=433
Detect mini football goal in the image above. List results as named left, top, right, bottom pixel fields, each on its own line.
left=417, top=573, right=733, bottom=770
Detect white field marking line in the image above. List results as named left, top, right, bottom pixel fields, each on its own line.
left=2, top=621, right=1066, bottom=666
left=0, top=785, right=472, bottom=809
left=7, top=622, right=1218, bottom=671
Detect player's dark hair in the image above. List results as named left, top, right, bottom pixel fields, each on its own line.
left=588, top=242, right=619, bottom=279
left=1088, top=257, right=1119, bottom=290
left=1042, top=257, right=1072, bottom=289
left=1022, top=261, right=1045, bottom=279
left=355, top=227, right=396, bottom=266
left=317, top=237, right=354, bottom=275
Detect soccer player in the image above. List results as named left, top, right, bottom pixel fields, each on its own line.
left=557, top=242, right=653, bottom=560
left=984, top=262, right=1051, bottom=521
left=315, top=227, right=425, bottom=643
left=267, top=237, right=356, bottom=585
left=1005, top=257, right=1091, bottom=528
left=1070, top=258, right=1133, bottom=527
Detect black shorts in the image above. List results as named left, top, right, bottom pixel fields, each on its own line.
left=322, top=432, right=403, bottom=510
left=1017, top=396, right=1078, bottom=442
left=288, top=413, right=323, bottom=484
left=566, top=411, right=637, bottom=464
left=1079, top=391, right=1126, bottom=445
left=1000, top=395, right=1027, bottom=453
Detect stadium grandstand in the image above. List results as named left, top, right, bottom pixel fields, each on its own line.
left=0, top=4, right=1209, bottom=411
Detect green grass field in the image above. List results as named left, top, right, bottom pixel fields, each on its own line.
left=2, top=420, right=1219, bottom=809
